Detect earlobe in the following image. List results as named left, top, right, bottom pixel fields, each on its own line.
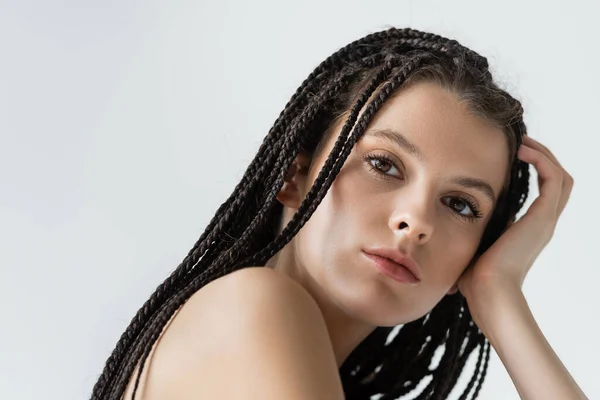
left=276, top=180, right=302, bottom=208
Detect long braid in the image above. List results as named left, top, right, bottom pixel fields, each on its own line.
left=470, top=340, right=491, bottom=399
left=90, top=30, right=367, bottom=400
left=456, top=336, right=488, bottom=400
left=126, top=54, right=416, bottom=400
left=124, top=65, right=382, bottom=397
left=91, top=27, right=531, bottom=400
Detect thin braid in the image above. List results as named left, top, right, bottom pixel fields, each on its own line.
left=457, top=337, right=488, bottom=400
left=430, top=298, right=466, bottom=398
left=440, top=305, right=479, bottom=390
left=470, top=340, right=491, bottom=399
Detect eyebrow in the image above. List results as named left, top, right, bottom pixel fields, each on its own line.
left=363, top=128, right=497, bottom=203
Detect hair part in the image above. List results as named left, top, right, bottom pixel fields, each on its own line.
left=91, top=27, right=530, bottom=400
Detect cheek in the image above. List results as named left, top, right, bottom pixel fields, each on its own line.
left=295, top=168, right=374, bottom=265
left=432, top=233, right=481, bottom=284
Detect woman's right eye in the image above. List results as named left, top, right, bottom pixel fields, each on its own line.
left=363, top=154, right=403, bottom=179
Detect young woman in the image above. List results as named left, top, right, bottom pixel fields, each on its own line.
left=91, top=27, right=587, bottom=399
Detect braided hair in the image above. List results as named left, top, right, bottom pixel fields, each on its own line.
left=90, top=27, right=530, bottom=400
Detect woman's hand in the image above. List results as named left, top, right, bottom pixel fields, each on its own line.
left=453, top=136, right=589, bottom=400
left=457, top=134, right=574, bottom=304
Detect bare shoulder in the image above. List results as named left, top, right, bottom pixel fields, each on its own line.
left=122, top=267, right=344, bottom=400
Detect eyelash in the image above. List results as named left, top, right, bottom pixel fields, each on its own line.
left=363, top=153, right=484, bottom=222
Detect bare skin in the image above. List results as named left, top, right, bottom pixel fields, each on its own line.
left=121, top=267, right=345, bottom=399
left=121, top=81, right=587, bottom=399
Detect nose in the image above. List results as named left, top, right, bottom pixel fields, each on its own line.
left=388, top=201, right=434, bottom=246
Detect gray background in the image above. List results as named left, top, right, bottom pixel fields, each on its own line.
left=1, top=0, right=598, bottom=399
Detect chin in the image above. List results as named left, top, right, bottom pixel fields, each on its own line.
left=325, top=261, right=433, bottom=327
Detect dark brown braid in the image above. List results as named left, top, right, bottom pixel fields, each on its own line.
left=90, top=27, right=530, bottom=400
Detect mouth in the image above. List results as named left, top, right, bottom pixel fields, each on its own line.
left=362, top=251, right=421, bottom=284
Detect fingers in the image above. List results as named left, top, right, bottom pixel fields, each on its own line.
left=521, top=135, right=562, bottom=168
left=521, top=136, right=574, bottom=216
left=517, top=143, right=563, bottom=217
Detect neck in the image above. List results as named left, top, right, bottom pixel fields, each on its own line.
left=265, top=243, right=377, bottom=368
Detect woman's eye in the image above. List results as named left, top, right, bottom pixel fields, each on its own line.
left=445, top=197, right=470, bottom=215
left=442, top=197, right=483, bottom=221
left=365, top=155, right=402, bottom=178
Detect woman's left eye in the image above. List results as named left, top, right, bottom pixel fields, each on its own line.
left=442, top=196, right=483, bottom=221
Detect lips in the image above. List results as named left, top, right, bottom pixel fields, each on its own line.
left=362, top=247, right=422, bottom=281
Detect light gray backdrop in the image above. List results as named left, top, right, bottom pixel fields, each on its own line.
left=1, top=1, right=598, bottom=399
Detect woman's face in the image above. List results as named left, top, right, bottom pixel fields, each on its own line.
left=278, top=81, right=510, bottom=326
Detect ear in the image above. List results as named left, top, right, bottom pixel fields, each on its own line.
left=276, top=153, right=311, bottom=209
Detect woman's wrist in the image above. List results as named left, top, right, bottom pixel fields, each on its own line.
left=465, top=285, right=588, bottom=399
left=463, top=278, right=523, bottom=330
